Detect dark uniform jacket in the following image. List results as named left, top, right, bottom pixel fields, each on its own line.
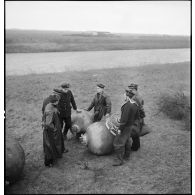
left=119, top=100, right=139, bottom=133
left=57, top=90, right=77, bottom=117
left=87, top=92, right=111, bottom=117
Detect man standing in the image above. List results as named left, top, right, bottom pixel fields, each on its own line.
left=56, top=82, right=80, bottom=140
left=86, top=83, right=111, bottom=122
left=112, top=88, right=139, bottom=166
left=128, top=83, right=146, bottom=151
left=42, top=94, right=66, bottom=167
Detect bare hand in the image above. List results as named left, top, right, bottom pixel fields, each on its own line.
left=76, top=109, right=82, bottom=113
left=105, top=114, right=110, bottom=118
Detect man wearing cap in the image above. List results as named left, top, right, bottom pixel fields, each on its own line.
left=128, top=83, right=144, bottom=108
left=42, top=94, right=65, bottom=167
left=42, top=89, right=62, bottom=115
left=86, top=83, right=111, bottom=122
left=112, top=88, right=139, bottom=166
left=56, top=82, right=80, bottom=140
left=128, top=83, right=145, bottom=151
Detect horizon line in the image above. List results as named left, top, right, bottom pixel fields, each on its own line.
left=5, top=28, right=190, bottom=37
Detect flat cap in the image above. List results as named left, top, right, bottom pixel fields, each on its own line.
left=61, top=82, right=70, bottom=89
left=97, top=83, right=105, bottom=89
left=128, top=83, right=138, bottom=90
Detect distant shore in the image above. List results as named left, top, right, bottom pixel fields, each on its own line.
left=6, top=29, right=190, bottom=53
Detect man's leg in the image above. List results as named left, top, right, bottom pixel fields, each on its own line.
left=130, top=123, right=141, bottom=151
left=139, top=118, right=144, bottom=132
left=131, top=136, right=140, bottom=151
left=124, top=137, right=131, bottom=160
left=59, top=115, right=65, bottom=136
left=59, top=117, right=69, bottom=152
left=59, top=127, right=67, bottom=153
left=112, top=135, right=125, bottom=166
left=64, top=116, right=72, bottom=138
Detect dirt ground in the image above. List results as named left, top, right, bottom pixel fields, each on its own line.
left=5, top=62, right=191, bottom=194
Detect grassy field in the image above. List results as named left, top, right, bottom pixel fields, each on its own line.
left=6, top=29, right=190, bottom=53
left=5, top=62, right=191, bottom=194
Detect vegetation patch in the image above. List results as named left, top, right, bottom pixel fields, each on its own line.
left=157, top=91, right=191, bottom=131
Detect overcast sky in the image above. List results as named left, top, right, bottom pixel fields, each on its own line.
left=5, top=1, right=191, bottom=35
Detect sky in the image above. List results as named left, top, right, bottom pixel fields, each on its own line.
left=5, top=1, right=191, bottom=35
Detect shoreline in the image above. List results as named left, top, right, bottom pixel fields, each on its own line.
left=6, top=47, right=190, bottom=55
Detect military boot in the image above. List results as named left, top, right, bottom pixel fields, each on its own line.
left=131, top=136, right=140, bottom=151
left=124, top=138, right=131, bottom=161
left=112, top=150, right=124, bottom=166
left=123, top=150, right=130, bottom=161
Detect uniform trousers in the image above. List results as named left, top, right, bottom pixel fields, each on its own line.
left=113, top=127, right=132, bottom=159
left=59, top=115, right=72, bottom=136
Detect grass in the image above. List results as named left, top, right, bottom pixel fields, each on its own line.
left=6, top=29, right=190, bottom=53
left=157, top=91, right=191, bottom=131
left=5, top=61, right=191, bottom=194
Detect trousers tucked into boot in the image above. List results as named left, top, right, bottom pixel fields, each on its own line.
left=123, top=138, right=131, bottom=160
left=113, top=128, right=131, bottom=166
left=112, top=148, right=124, bottom=166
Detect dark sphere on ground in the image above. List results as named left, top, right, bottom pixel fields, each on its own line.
left=6, top=135, right=25, bottom=183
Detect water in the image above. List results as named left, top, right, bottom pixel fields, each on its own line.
left=6, top=48, right=190, bottom=76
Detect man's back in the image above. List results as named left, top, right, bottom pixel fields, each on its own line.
left=119, top=100, right=139, bottom=131
left=58, top=90, right=77, bottom=117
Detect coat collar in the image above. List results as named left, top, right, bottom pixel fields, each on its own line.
left=96, top=91, right=105, bottom=98
left=97, top=91, right=104, bottom=95
left=121, top=98, right=138, bottom=108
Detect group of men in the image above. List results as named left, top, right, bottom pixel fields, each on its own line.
left=41, top=81, right=145, bottom=167
left=41, top=82, right=79, bottom=167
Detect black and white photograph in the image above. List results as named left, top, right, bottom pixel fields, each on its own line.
left=5, top=1, right=191, bottom=194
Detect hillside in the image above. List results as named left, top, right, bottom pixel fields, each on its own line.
left=6, top=29, right=190, bottom=53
